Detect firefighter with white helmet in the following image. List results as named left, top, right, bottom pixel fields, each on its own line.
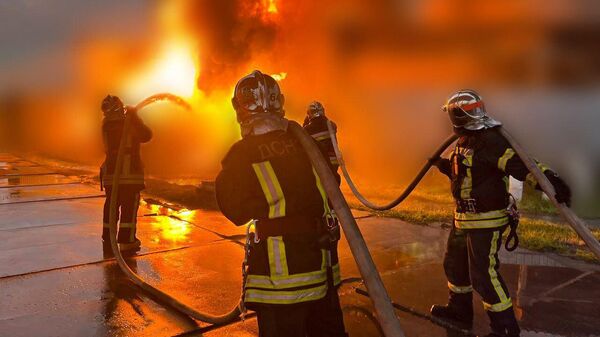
left=430, top=89, right=571, bottom=337
left=216, top=71, right=347, bottom=337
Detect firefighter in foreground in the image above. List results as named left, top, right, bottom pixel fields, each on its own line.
left=100, top=95, right=152, bottom=252
left=215, top=71, right=347, bottom=337
left=303, top=101, right=340, bottom=183
left=430, top=90, right=571, bottom=337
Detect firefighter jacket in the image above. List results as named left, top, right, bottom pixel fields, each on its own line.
left=437, top=127, right=550, bottom=230
left=100, top=114, right=152, bottom=189
left=215, top=128, right=341, bottom=307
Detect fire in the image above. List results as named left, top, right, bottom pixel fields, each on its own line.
left=271, top=72, right=287, bottom=81
left=267, top=0, right=278, bottom=13
left=123, top=39, right=198, bottom=102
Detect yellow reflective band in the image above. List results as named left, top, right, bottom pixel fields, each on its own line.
left=488, top=230, right=510, bottom=309
left=329, top=157, right=339, bottom=165
left=333, top=263, right=341, bottom=286
left=525, top=161, right=551, bottom=187
left=103, top=223, right=110, bottom=228
left=454, top=217, right=508, bottom=229
left=457, top=148, right=473, bottom=199
left=245, top=270, right=327, bottom=290
left=313, top=168, right=331, bottom=215
left=448, top=281, right=473, bottom=294
left=252, top=161, right=286, bottom=219
left=267, top=236, right=289, bottom=277
left=498, top=148, right=516, bottom=172
left=483, top=298, right=513, bottom=312
left=119, top=222, right=135, bottom=228
left=244, top=284, right=328, bottom=304
left=312, top=131, right=331, bottom=141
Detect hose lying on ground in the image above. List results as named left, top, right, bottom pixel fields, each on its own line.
left=499, top=128, right=600, bottom=261
left=290, top=121, right=406, bottom=337
left=327, top=120, right=459, bottom=211
left=109, top=94, right=242, bottom=324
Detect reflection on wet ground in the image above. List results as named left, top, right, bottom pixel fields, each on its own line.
left=1, top=154, right=599, bottom=337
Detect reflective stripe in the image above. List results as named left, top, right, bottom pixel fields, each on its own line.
left=246, top=271, right=327, bottom=289
left=483, top=298, right=513, bottom=312
left=497, top=148, right=516, bottom=172
left=455, top=147, right=473, bottom=199
left=329, top=156, right=339, bottom=165
left=103, top=222, right=110, bottom=228
left=454, top=216, right=508, bottom=229
left=448, top=281, right=473, bottom=294
left=484, top=230, right=512, bottom=312
left=120, top=222, right=135, bottom=228
left=333, top=263, right=341, bottom=286
left=525, top=161, right=551, bottom=186
left=311, top=131, right=331, bottom=141
left=244, top=284, right=328, bottom=304
left=312, top=168, right=331, bottom=215
left=267, top=236, right=289, bottom=277
left=102, top=174, right=144, bottom=185
left=252, top=161, right=286, bottom=219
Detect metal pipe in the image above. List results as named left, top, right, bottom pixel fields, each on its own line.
left=289, top=121, right=406, bottom=337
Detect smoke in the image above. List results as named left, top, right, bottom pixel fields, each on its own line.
left=182, top=0, right=280, bottom=91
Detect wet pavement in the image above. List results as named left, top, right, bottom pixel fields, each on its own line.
left=1, top=154, right=599, bottom=337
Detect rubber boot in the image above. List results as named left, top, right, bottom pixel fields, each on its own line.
left=480, top=307, right=520, bottom=337
left=430, top=292, right=473, bottom=327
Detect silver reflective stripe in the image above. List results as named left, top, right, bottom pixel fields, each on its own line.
left=245, top=285, right=328, bottom=304
left=311, top=131, right=330, bottom=140
left=271, top=237, right=283, bottom=275
left=246, top=272, right=326, bottom=287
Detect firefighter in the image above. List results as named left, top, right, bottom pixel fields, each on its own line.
left=303, top=101, right=341, bottom=183
left=215, top=71, right=347, bottom=337
left=430, top=90, right=571, bottom=337
left=100, top=95, right=152, bottom=252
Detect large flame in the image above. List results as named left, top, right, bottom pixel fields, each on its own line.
left=123, top=39, right=198, bottom=102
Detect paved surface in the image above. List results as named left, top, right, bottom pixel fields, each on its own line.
left=1, top=153, right=600, bottom=337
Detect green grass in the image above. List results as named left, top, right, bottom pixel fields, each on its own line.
left=344, top=181, right=600, bottom=263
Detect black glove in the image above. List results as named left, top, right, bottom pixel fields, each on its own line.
left=428, top=156, right=443, bottom=168
left=544, top=171, right=571, bottom=207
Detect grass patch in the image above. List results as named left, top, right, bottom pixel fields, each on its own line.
left=344, top=181, right=600, bottom=263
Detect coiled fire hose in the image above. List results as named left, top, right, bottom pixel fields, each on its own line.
left=327, top=120, right=459, bottom=211
left=289, top=121, right=406, bottom=337
left=108, top=93, right=242, bottom=324
left=327, top=120, right=600, bottom=261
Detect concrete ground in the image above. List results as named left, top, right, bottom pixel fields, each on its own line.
left=1, top=153, right=599, bottom=337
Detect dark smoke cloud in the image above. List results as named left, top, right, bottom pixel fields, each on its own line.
left=183, top=0, right=279, bottom=91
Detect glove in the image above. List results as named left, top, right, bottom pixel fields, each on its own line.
left=544, top=171, right=572, bottom=207
left=428, top=156, right=443, bottom=168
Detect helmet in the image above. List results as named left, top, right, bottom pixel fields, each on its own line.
left=231, top=70, right=285, bottom=123
left=101, top=95, right=124, bottom=118
left=306, top=101, right=325, bottom=121
left=442, top=89, right=500, bottom=130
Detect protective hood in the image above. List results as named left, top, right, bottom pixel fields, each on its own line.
left=240, top=114, right=289, bottom=137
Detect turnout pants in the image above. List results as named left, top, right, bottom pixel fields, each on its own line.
left=444, top=225, right=513, bottom=314
left=102, top=185, right=141, bottom=243
left=256, top=288, right=348, bottom=337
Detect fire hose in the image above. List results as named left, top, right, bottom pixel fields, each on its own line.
left=108, top=94, right=242, bottom=325
left=327, top=119, right=459, bottom=211
left=109, top=96, right=406, bottom=336
left=327, top=120, right=600, bottom=261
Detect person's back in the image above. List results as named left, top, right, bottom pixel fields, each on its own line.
left=215, top=71, right=347, bottom=337
left=100, top=95, right=152, bottom=252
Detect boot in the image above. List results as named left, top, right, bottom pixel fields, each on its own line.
left=431, top=292, right=473, bottom=327
left=483, top=307, right=520, bottom=337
